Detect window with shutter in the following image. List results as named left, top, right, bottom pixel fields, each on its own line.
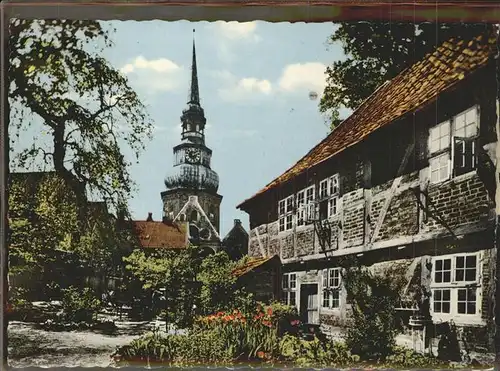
left=453, top=137, right=478, bottom=177
left=428, top=105, right=479, bottom=184
left=319, top=200, right=328, bottom=220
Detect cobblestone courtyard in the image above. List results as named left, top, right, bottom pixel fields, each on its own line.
left=8, top=319, right=159, bottom=368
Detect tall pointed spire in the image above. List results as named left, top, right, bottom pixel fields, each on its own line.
left=189, top=29, right=200, bottom=105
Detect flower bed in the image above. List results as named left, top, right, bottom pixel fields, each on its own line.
left=113, top=303, right=297, bottom=365
left=112, top=302, right=455, bottom=368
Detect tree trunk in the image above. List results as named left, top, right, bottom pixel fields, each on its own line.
left=52, top=123, right=88, bottom=241
left=0, top=7, right=10, bottom=368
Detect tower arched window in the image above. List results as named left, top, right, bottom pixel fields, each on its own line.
left=190, top=210, right=198, bottom=222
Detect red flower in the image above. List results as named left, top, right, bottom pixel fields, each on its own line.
left=257, top=351, right=265, bottom=359
left=254, top=312, right=265, bottom=321
left=267, top=307, right=273, bottom=316
left=290, top=319, right=300, bottom=326
left=262, top=320, right=272, bottom=328
left=216, top=311, right=225, bottom=317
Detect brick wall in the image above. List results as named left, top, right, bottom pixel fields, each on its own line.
left=374, top=188, right=419, bottom=242
left=422, top=172, right=492, bottom=233
left=296, top=229, right=315, bottom=256
left=247, top=170, right=493, bottom=263
left=342, top=189, right=365, bottom=247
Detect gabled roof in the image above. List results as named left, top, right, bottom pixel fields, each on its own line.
left=222, top=219, right=249, bottom=244
left=232, top=255, right=279, bottom=278
left=237, top=30, right=497, bottom=209
left=130, top=220, right=188, bottom=249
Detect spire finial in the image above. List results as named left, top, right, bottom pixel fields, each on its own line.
left=189, top=29, right=200, bottom=105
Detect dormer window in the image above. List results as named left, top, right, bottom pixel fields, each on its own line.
left=428, top=106, right=479, bottom=184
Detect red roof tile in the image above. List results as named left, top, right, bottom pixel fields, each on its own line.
left=232, top=255, right=279, bottom=278
left=131, top=220, right=188, bottom=249
left=238, top=31, right=497, bottom=209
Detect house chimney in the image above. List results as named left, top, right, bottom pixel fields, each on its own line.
left=234, top=219, right=241, bottom=226
left=146, top=212, right=153, bottom=222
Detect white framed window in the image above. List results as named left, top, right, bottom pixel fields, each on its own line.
left=318, top=174, right=340, bottom=219
left=282, top=273, right=297, bottom=307
left=429, top=120, right=451, bottom=154
left=322, top=268, right=341, bottom=310
left=328, top=175, right=339, bottom=196
left=430, top=252, right=481, bottom=321
left=305, top=186, right=315, bottom=203
left=296, top=186, right=315, bottom=227
left=296, top=190, right=305, bottom=227
left=327, top=196, right=338, bottom=218
left=278, top=195, right=294, bottom=232
left=428, top=106, right=479, bottom=184
left=432, top=288, right=451, bottom=314
left=319, top=179, right=328, bottom=199
left=430, top=152, right=451, bottom=184
left=454, top=107, right=479, bottom=138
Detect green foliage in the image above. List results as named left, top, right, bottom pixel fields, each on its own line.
left=124, top=249, right=257, bottom=326
left=9, top=175, right=78, bottom=269
left=320, top=23, right=490, bottom=130
left=339, top=257, right=406, bottom=361
left=9, top=19, right=153, bottom=206
left=385, top=346, right=446, bottom=368
left=198, top=251, right=240, bottom=314
left=9, top=174, right=133, bottom=300
left=60, top=286, right=102, bottom=323
left=8, top=287, right=33, bottom=318
left=194, top=306, right=282, bottom=360
left=123, top=246, right=200, bottom=327
left=115, top=304, right=283, bottom=365
left=279, top=334, right=359, bottom=367
left=114, top=329, right=234, bottom=366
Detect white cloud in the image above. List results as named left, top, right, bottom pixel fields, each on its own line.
left=210, top=21, right=260, bottom=64
left=278, top=62, right=328, bottom=97
left=120, top=56, right=185, bottom=93
left=213, top=21, right=260, bottom=42
left=216, top=71, right=272, bottom=102
left=121, top=56, right=181, bottom=74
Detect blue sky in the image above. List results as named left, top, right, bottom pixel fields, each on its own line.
left=13, top=20, right=350, bottom=237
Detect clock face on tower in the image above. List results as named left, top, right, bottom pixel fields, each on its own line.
left=185, top=148, right=201, bottom=163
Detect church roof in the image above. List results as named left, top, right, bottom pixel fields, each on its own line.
left=237, top=30, right=497, bottom=210
left=130, top=217, right=188, bottom=249
left=222, top=219, right=248, bottom=244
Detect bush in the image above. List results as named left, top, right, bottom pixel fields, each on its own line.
left=194, top=306, right=279, bottom=360
left=279, top=334, right=359, bottom=367
left=60, top=286, right=102, bottom=323
left=385, top=346, right=446, bottom=368
left=341, top=260, right=405, bottom=361
left=114, top=329, right=238, bottom=365
left=114, top=304, right=289, bottom=365
left=38, top=318, right=117, bottom=333
left=8, top=287, right=33, bottom=317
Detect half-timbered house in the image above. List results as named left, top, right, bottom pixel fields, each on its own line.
left=237, top=30, right=499, bottom=354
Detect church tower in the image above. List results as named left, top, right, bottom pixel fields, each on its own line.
left=162, top=31, right=222, bottom=251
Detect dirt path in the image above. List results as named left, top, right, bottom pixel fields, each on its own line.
left=8, top=320, right=159, bottom=368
